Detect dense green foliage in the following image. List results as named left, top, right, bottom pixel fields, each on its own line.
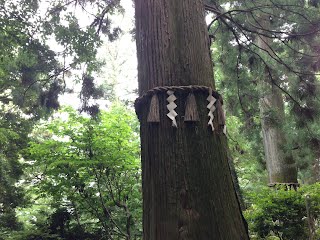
left=2, top=105, right=142, bottom=240
left=208, top=0, right=320, bottom=183
left=245, top=184, right=320, bottom=239
left=0, top=0, right=123, bottom=236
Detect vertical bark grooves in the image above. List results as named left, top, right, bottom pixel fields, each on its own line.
left=135, top=0, right=249, bottom=239
left=135, top=0, right=213, bottom=95
left=260, top=89, right=298, bottom=183
left=256, top=16, right=298, bottom=185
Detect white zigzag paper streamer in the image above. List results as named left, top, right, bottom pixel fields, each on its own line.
left=166, top=90, right=178, bottom=127
left=207, top=93, right=217, bottom=132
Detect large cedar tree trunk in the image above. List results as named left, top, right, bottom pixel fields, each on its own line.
left=259, top=86, right=298, bottom=184
left=257, top=16, right=298, bottom=186
left=134, top=0, right=249, bottom=239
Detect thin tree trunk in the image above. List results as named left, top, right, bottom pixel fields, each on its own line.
left=71, top=201, right=82, bottom=228
left=305, top=195, right=316, bottom=240
left=134, top=0, right=249, bottom=239
left=256, top=15, right=298, bottom=186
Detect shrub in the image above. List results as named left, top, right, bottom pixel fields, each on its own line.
left=244, top=183, right=320, bottom=240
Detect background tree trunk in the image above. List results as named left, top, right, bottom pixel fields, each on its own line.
left=313, top=156, right=320, bottom=183
left=134, top=0, right=249, bottom=239
left=259, top=88, right=298, bottom=184
left=256, top=15, right=298, bottom=185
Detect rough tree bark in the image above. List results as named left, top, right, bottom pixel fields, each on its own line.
left=134, top=0, right=249, bottom=239
left=257, top=15, right=298, bottom=186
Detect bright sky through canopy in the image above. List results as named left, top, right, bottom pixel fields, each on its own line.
left=59, top=0, right=138, bottom=108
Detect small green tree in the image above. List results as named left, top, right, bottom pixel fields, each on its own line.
left=0, top=1, right=124, bottom=234
left=19, top=104, right=142, bottom=240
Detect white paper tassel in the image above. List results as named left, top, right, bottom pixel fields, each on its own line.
left=207, top=91, right=217, bottom=132
left=166, top=90, right=178, bottom=127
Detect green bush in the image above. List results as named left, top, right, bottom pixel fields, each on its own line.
left=244, top=183, right=320, bottom=240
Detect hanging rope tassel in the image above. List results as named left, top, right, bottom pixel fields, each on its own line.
left=207, top=88, right=217, bottom=132
left=167, top=90, right=178, bottom=127
left=147, top=94, right=160, bottom=123
left=184, top=93, right=199, bottom=122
